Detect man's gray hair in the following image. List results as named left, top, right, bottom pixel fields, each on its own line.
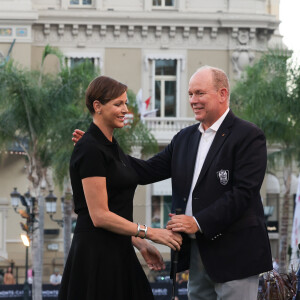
left=195, top=65, right=230, bottom=102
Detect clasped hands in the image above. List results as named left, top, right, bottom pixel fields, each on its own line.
left=167, top=214, right=199, bottom=234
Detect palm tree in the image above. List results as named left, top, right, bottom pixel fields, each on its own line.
left=231, top=49, right=300, bottom=273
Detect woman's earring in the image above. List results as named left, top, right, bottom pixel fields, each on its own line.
left=98, top=111, right=101, bottom=115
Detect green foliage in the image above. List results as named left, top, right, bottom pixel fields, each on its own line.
left=231, top=48, right=300, bottom=168
left=41, top=44, right=63, bottom=69
left=0, top=61, right=55, bottom=168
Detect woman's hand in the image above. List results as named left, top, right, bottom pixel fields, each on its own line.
left=147, top=228, right=182, bottom=251
left=72, top=129, right=85, bottom=145
left=132, top=237, right=165, bottom=271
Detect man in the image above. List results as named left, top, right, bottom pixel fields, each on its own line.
left=50, top=268, right=62, bottom=285
left=73, top=66, right=272, bottom=299
left=128, top=66, right=272, bottom=299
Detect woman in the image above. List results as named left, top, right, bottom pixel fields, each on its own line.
left=59, top=76, right=182, bottom=300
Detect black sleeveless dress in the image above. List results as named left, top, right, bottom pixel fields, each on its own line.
left=58, top=122, right=154, bottom=300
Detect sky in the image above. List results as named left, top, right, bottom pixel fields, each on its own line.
left=279, top=0, right=300, bottom=61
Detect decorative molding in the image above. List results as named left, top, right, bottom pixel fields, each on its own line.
left=232, top=49, right=255, bottom=79
left=100, top=25, right=106, bottom=36
left=32, top=22, right=275, bottom=55
left=72, top=24, right=78, bottom=36
left=58, top=24, right=64, bottom=36
left=211, top=27, right=218, bottom=39
left=44, top=23, right=50, bottom=35
left=86, top=24, right=93, bottom=36
left=127, top=25, right=134, bottom=37
left=183, top=26, right=189, bottom=38
left=155, top=26, right=162, bottom=38
left=141, top=25, right=148, bottom=37
left=197, top=27, right=204, bottom=38
left=169, top=26, right=175, bottom=38
left=249, top=27, right=256, bottom=39
left=232, top=27, right=238, bottom=39
left=114, top=25, right=120, bottom=37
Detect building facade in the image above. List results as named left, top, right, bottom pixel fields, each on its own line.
left=1, top=0, right=298, bottom=283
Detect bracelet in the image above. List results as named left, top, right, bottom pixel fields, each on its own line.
left=140, top=224, right=148, bottom=239
left=135, top=223, right=141, bottom=237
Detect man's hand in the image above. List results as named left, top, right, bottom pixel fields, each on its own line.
left=167, top=214, right=199, bottom=234
left=72, top=129, right=85, bottom=145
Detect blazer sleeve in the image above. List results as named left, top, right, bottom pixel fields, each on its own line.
left=127, top=133, right=177, bottom=185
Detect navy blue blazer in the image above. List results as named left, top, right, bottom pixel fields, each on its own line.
left=129, top=110, right=272, bottom=283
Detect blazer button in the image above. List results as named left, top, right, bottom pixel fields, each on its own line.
left=183, top=197, right=187, bottom=202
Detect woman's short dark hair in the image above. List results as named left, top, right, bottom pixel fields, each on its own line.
left=85, top=76, right=128, bottom=114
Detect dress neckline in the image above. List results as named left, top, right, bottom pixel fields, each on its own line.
left=87, top=122, right=117, bottom=146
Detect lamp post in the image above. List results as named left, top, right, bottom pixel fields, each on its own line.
left=10, top=187, right=35, bottom=300
left=21, top=234, right=30, bottom=300
left=45, top=191, right=64, bottom=227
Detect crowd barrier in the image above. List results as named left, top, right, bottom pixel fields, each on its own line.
left=0, top=282, right=188, bottom=299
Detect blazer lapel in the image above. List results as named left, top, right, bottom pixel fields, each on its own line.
left=184, top=128, right=201, bottom=196
left=195, top=110, right=235, bottom=187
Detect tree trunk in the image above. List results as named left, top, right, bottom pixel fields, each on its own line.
left=279, top=167, right=292, bottom=273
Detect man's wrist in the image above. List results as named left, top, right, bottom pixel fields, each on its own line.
left=193, top=216, right=202, bottom=233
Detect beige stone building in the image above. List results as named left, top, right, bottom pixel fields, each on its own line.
left=1, top=0, right=298, bottom=284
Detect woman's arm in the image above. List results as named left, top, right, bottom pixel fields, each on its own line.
left=82, top=176, right=182, bottom=251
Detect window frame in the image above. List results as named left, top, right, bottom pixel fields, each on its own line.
left=154, top=60, right=177, bottom=117
left=69, top=0, right=93, bottom=8
left=152, top=0, right=176, bottom=9
left=146, top=56, right=183, bottom=118
left=64, top=52, right=102, bottom=71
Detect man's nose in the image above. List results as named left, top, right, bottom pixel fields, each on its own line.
left=189, top=94, right=198, bottom=103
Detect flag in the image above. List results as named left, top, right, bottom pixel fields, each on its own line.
left=290, top=174, right=300, bottom=269
left=145, top=97, right=151, bottom=109
left=136, top=89, right=152, bottom=118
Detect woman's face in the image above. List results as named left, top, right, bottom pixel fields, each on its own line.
left=98, top=91, right=129, bottom=129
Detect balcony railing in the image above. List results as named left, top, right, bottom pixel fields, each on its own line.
left=144, top=117, right=197, bottom=144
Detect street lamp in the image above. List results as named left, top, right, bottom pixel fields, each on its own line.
left=10, top=187, right=35, bottom=300
left=21, top=234, right=30, bottom=300
left=10, top=187, right=21, bottom=212
left=45, top=191, right=64, bottom=227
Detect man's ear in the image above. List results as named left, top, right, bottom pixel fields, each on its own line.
left=219, top=88, right=228, bottom=103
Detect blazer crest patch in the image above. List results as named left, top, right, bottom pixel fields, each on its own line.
left=217, top=169, right=229, bottom=185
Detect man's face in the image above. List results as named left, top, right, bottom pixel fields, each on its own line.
left=188, top=69, right=227, bottom=130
